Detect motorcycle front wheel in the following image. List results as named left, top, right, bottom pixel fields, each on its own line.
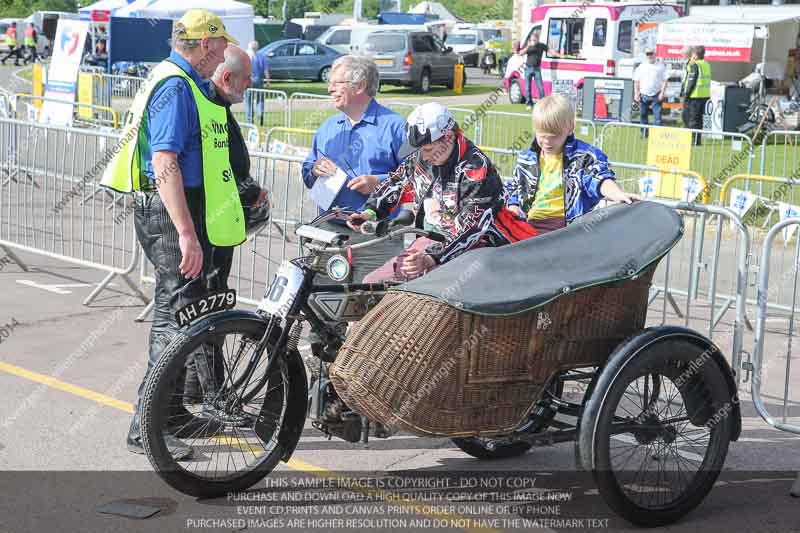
left=140, top=313, right=307, bottom=498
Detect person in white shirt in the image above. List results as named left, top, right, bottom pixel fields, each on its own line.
left=633, top=48, right=667, bottom=137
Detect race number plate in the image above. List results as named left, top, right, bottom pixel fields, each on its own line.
left=175, top=290, right=236, bottom=328
left=258, top=261, right=305, bottom=318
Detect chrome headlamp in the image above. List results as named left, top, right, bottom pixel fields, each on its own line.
left=326, top=254, right=351, bottom=282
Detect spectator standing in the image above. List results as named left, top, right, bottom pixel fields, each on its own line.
left=100, top=9, right=241, bottom=460
left=1, top=22, right=21, bottom=66
left=633, top=48, right=667, bottom=137
left=245, top=40, right=269, bottom=126
left=301, top=55, right=407, bottom=281
left=23, top=23, right=38, bottom=64
left=681, top=45, right=712, bottom=146
left=517, top=30, right=563, bottom=110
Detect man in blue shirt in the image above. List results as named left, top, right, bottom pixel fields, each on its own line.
left=124, top=10, right=236, bottom=459
left=245, top=40, right=269, bottom=125
left=302, top=55, right=407, bottom=281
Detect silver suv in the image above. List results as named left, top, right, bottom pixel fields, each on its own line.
left=363, top=30, right=463, bottom=93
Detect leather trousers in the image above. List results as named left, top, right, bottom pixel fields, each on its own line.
left=128, top=189, right=232, bottom=439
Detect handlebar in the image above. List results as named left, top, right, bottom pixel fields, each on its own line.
left=303, top=226, right=444, bottom=254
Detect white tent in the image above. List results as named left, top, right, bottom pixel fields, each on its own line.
left=114, top=0, right=255, bottom=49
left=79, top=0, right=131, bottom=21
left=409, top=2, right=458, bottom=22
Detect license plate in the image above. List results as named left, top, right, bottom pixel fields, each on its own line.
left=258, top=261, right=305, bottom=319
left=175, top=290, right=236, bottom=328
left=375, top=59, right=393, bottom=66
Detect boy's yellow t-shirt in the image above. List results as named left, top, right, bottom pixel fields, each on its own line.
left=527, top=152, right=566, bottom=221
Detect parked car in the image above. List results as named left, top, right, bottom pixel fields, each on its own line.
left=445, top=30, right=483, bottom=67
left=315, top=25, right=358, bottom=55
left=258, top=39, right=342, bottom=82
left=362, top=30, right=462, bottom=94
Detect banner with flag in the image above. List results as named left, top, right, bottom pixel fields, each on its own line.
left=778, top=202, right=800, bottom=244
left=728, top=188, right=757, bottom=218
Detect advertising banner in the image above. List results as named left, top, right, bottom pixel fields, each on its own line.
left=656, top=23, right=754, bottom=62
left=40, top=19, right=89, bottom=126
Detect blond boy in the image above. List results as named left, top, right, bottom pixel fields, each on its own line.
left=506, top=94, right=636, bottom=234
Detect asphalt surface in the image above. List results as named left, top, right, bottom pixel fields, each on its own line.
left=2, top=61, right=800, bottom=533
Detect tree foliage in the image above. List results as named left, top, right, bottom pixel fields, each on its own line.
left=0, top=0, right=79, bottom=19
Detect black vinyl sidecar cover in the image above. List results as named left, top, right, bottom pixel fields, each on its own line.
left=397, top=202, right=684, bottom=316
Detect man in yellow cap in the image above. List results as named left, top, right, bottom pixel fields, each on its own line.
left=100, top=9, right=245, bottom=459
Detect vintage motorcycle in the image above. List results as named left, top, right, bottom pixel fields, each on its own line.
left=140, top=201, right=741, bottom=527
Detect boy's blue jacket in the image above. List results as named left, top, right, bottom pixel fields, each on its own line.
left=505, top=135, right=616, bottom=223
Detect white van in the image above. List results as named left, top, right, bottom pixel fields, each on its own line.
left=503, top=2, right=682, bottom=104
left=445, top=30, right=483, bottom=67
left=316, top=25, right=357, bottom=55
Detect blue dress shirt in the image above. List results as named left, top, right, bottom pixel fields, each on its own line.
left=302, top=99, right=407, bottom=211
left=140, top=51, right=212, bottom=188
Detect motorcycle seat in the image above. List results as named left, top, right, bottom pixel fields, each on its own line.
left=396, top=202, right=683, bottom=316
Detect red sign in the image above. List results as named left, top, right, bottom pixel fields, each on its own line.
left=91, top=10, right=111, bottom=22
left=656, top=44, right=751, bottom=63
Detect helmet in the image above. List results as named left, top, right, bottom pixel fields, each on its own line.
left=405, top=102, right=456, bottom=148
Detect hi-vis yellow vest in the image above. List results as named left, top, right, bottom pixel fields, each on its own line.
left=689, top=60, right=711, bottom=99
left=101, top=60, right=245, bottom=246
left=5, top=29, right=16, bottom=47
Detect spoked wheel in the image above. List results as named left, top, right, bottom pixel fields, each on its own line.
left=452, top=376, right=564, bottom=460
left=588, top=337, right=735, bottom=526
left=140, top=313, right=307, bottom=498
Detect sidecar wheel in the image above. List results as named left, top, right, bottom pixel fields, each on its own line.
left=582, top=333, right=735, bottom=526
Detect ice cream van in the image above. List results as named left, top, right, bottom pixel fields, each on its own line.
left=504, top=2, right=683, bottom=104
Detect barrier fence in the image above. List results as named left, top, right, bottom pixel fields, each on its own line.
left=0, top=118, right=146, bottom=305
left=236, top=88, right=289, bottom=132
left=752, top=217, right=800, bottom=496
left=598, top=122, right=755, bottom=203
left=14, top=94, right=119, bottom=130
left=759, top=130, right=800, bottom=179
left=287, top=92, right=338, bottom=130
left=89, top=73, right=146, bottom=112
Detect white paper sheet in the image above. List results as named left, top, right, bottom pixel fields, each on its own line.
left=309, top=167, right=348, bottom=210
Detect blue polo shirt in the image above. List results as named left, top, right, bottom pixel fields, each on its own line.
left=301, top=99, right=406, bottom=212
left=140, top=52, right=211, bottom=188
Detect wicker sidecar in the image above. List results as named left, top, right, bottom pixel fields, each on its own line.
left=331, top=202, right=742, bottom=526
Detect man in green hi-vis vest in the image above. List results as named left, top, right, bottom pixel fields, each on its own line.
left=681, top=45, right=712, bottom=146
left=100, top=9, right=244, bottom=459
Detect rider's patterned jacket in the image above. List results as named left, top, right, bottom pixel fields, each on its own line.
left=364, top=131, right=535, bottom=264
left=506, top=135, right=616, bottom=223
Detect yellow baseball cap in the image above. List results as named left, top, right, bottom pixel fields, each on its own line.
left=174, top=9, right=238, bottom=45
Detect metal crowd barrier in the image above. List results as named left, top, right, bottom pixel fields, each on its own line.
left=759, top=130, right=800, bottom=179
left=598, top=122, right=755, bottom=202
left=752, top=217, right=800, bottom=496
left=14, top=94, right=119, bottom=129
left=0, top=117, right=147, bottom=305
left=647, top=199, right=749, bottom=389
left=263, top=127, right=315, bottom=157
left=720, top=173, right=800, bottom=230
left=287, top=92, right=337, bottom=129
left=90, top=73, right=146, bottom=110
left=237, top=88, right=288, bottom=131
